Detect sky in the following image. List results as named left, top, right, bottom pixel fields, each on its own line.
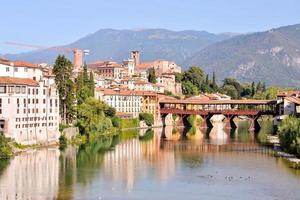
left=1, top=0, right=300, bottom=54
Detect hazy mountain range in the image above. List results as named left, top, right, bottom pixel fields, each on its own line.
left=4, top=29, right=234, bottom=65
left=4, top=24, right=300, bottom=87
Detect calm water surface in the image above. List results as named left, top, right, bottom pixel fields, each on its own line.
left=0, top=121, right=300, bottom=200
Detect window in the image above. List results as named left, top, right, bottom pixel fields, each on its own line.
left=0, top=86, right=6, bottom=93
left=32, top=88, right=35, bottom=95
left=28, top=88, right=30, bottom=95
left=21, top=86, right=26, bottom=94
left=6, top=67, right=9, bottom=72
left=15, top=86, right=21, bottom=94
left=36, top=89, right=38, bottom=94
left=14, top=67, right=18, bottom=72
left=24, top=68, right=28, bottom=72
left=43, top=89, right=46, bottom=95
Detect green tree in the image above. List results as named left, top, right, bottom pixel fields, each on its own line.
left=139, top=113, right=154, bottom=126
left=76, top=97, right=113, bottom=137
left=53, top=55, right=75, bottom=123
left=89, top=71, right=95, bottom=97
left=251, top=81, right=256, bottom=97
left=212, top=72, right=217, bottom=91
left=182, top=66, right=205, bottom=90
left=256, top=81, right=263, bottom=93
left=76, top=65, right=95, bottom=105
left=222, top=85, right=239, bottom=99
left=182, top=81, right=198, bottom=96
left=148, top=68, right=157, bottom=83
left=278, top=116, right=300, bottom=156
left=175, top=72, right=183, bottom=83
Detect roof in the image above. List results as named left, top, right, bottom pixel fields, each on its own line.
left=96, top=87, right=157, bottom=96
left=277, top=91, right=300, bottom=97
left=159, top=99, right=276, bottom=105
left=0, top=59, right=39, bottom=68
left=0, top=77, right=39, bottom=86
left=136, top=62, right=154, bottom=69
left=88, top=61, right=122, bottom=69
left=285, top=97, right=300, bottom=105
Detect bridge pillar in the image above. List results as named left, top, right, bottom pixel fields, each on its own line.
left=161, top=113, right=169, bottom=127
left=224, top=115, right=237, bottom=129
left=248, top=115, right=260, bottom=132
left=201, top=114, right=213, bottom=129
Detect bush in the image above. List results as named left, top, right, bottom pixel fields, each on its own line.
left=120, top=118, right=140, bottom=129
left=0, top=133, right=13, bottom=160
left=111, top=116, right=121, bottom=128
left=59, top=134, right=68, bottom=150
left=278, top=116, right=300, bottom=156
left=59, top=123, right=69, bottom=133
left=139, top=113, right=154, bottom=127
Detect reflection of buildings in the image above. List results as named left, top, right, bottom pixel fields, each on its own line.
left=103, top=129, right=176, bottom=190
left=0, top=148, right=59, bottom=199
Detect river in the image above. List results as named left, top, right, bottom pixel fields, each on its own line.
left=0, top=121, right=300, bottom=200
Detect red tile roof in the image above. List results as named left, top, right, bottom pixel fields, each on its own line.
left=0, top=77, right=39, bottom=86
left=136, top=62, right=154, bottom=69
left=96, top=87, right=157, bottom=96
left=0, top=59, right=39, bottom=68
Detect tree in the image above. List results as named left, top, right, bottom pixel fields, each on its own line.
left=251, top=82, right=256, bottom=97
left=175, top=72, right=183, bottom=83
left=256, top=81, right=263, bottom=93
left=89, top=71, right=95, bottom=97
left=139, top=113, right=154, bottom=126
left=0, top=133, right=12, bottom=159
left=212, top=72, right=217, bottom=90
left=262, top=82, right=267, bottom=92
left=148, top=68, right=157, bottom=83
left=182, top=81, right=198, bottom=96
left=278, top=116, right=300, bottom=156
left=53, top=55, right=75, bottom=123
left=222, top=85, right=239, bottom=99
left=182, top=66, right=205, bottom=90
left=76, top=65, right=95, bottom=105
left=76, top=97, right=113, bottom=137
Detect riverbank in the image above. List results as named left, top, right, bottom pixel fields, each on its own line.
left=266, top=135, right=300, bottom=169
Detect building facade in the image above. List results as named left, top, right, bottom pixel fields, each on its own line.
left=0, top=59, right=60, bottom=145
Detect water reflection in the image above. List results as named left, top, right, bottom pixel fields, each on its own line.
left=0, top=121, right=299, bottom=200
left=0, top=148, right=59, bottom=199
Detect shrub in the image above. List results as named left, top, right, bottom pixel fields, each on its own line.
left=59, top=134, right=68, bottom=150
left=111, top=116, right=121, bottom=128
left=278, top=116, right=300, bottom=156
left=59, top=123, right=69, bottom=133
left=0, top=133, right=13, bottom=160
left=139, top=113, right=154, bottom=127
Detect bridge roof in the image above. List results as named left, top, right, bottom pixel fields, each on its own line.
left=159, top=99, right=277, bottom=105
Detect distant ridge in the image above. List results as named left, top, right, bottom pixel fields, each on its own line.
left=5, top=28, right=234, bottom=65
left=186, top=24, right=300, bottom=87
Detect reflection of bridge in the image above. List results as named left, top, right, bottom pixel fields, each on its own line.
left=161, top=141, right=273, bottom=154
left=159, top=99, right=277, bottom=131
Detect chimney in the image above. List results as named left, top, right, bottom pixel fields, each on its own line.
left=131, top=50, right=140, bottom=66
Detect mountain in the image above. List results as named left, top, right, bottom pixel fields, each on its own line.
left=5, top=29, right=233, bottom=65
left=187, top=24, right=300, bottom=87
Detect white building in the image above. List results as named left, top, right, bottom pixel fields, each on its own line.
left=95, top=87, right=143, bottom=118
left=0, top=59, right=60, bottom=145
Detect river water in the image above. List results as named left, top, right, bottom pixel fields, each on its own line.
left=0, top=121, right=300, bottom=200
